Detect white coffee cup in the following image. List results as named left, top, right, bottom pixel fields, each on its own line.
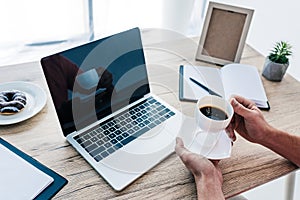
left=194, top=95, right=233, bottom=147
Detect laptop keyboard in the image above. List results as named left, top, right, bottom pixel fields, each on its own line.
left=73, top=97, right=175, bottom=162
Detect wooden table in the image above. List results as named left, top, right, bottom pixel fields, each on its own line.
left=0, top=29, right=299, bottom=199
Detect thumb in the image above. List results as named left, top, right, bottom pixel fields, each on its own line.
left=175, top=137, right=189, bottom=157
left=230, top=98, right=251, bottom=118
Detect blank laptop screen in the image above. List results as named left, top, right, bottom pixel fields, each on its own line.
left=41, top=28, right=150, bottom=136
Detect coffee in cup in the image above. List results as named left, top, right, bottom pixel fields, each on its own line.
left=194, top=95, right=233, bottom=148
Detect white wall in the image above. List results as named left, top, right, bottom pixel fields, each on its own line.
left=208, top=0, right=300, bottom=81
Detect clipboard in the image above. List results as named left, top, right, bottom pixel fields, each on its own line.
left=0, top=138, right=68, bottom=199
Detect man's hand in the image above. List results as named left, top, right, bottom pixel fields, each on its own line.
left=175, top=137, right=224, bottom=200
left=226, top=95, right=273, bottom=144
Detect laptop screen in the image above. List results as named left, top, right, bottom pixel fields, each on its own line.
left=41, top=28, right=150, bottom=136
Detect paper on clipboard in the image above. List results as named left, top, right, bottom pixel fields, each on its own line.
left=0, top=144, right=53, bottom=199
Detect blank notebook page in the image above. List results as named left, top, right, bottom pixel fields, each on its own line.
left=0, top=144, right=53, bottom=199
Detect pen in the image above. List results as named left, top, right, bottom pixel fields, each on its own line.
left=189, top=77, right=222, bottom=98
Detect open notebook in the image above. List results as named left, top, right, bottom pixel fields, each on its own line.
left=179, top=64, right=270, bottom=110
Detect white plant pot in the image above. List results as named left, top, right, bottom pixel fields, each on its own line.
left=262, top=57, right=289, bottom=82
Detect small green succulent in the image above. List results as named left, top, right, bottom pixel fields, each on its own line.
left=268, top=41, right=292, bottom=64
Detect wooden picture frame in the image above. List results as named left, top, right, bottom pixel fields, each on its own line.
left=195, top=2, right=254, bottom=65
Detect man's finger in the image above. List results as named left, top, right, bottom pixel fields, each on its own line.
left=175, top=137, right=189, bottom=157
left=230, top=97, right=252, bottom=118
left=210, top=159, right=220, bottom=166
left=232, top=95, right=255, bottom=108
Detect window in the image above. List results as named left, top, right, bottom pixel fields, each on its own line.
left=0, top=0, right=201, bottom=66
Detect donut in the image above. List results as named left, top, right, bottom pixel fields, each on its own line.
left=0, top=90, right=27, bottom=115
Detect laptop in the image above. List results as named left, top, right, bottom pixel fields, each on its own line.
left=40, top=28, right=183, bottom=191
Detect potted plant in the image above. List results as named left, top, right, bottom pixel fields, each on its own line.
left=262, top=41, right=292, bottom=81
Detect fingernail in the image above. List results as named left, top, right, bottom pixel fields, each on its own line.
left=231, top=98, right=238, bottom=106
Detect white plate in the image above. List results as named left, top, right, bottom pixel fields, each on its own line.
left=0, top=81, right=47, bottom=125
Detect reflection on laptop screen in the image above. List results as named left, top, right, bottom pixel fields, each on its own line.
left=41, top=28, right=150, bottom=136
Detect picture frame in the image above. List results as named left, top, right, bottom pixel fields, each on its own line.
left=195, top=2, right=254, bottom=65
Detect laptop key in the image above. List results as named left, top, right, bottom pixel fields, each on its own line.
left=94, top=155, right=103, bottom=162
left=133, top=126, right=140, bottom=131
left=104, top=142, right=112, bottom=148
left=95, top=127, right=104, bottom=133
left=107, top=121, right=115, bottom=127
left=129, top=110, right=135, bottom=115
left=101, top=124, right=109, bottom=130
left=128, top=129, right=134, bottom=134
left=119, top=115, right=125, bottom=120
left=97, top=140, right=104, bottom=146
left=97, top=133, right=104, bottom=139
left=107, top=147, right=116, bottom=154
left=108, top=133, right=116, bottom=139
left=132, top=126, right=150, bottom=138
left=164, top=114, right=171, bottom=119
left=138, top=123, right=145, bottom=128
left=83, top=134, right=91, bottom=140
left=114, top=143, right=123, bottom=149
left=101, top=151, right=109, bottom=159
left=103, top=130, right=110, bottom=135
left=116, top=135, right=123, bottom=141
left=154, top=120, right=162, bottom=125
left=158, top=110, right=169, bottom=116
left=111, top=139, right=118, bottom=144
left=90, top=131, right=97, bottom=136
left=91, top=137, right=98, bottom=143
left=103, top=136, right=109, bottom=142
left=126, top=124, right=132, bottom=129
left=86, top=143, right=98, bottom=153
left=109, top=127, right=116, bottom=132
left=148, top=98, right=156, bottom=104
left=90, top=146, right=105, bottom=157
left=122, top=132, right=129, bottom=138
left=120, top=127, right=127, bottom=132
left=120, top=136, right=135, bottom=146
left=157, top=105, right=165, bottom=111
left=74, top=137, right=84, bottom=144
left=82, top=140, right=92, bottom=148
left=148, top=123, right=156, bottom=129
left=155, top=101, right=162, bottom=106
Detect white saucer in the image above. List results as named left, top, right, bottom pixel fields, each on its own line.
left=188, top=130, right=232, bottom=159
left=178, top=115, right=232, bottom=160
left=0, top=81, right=47, bottom=125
